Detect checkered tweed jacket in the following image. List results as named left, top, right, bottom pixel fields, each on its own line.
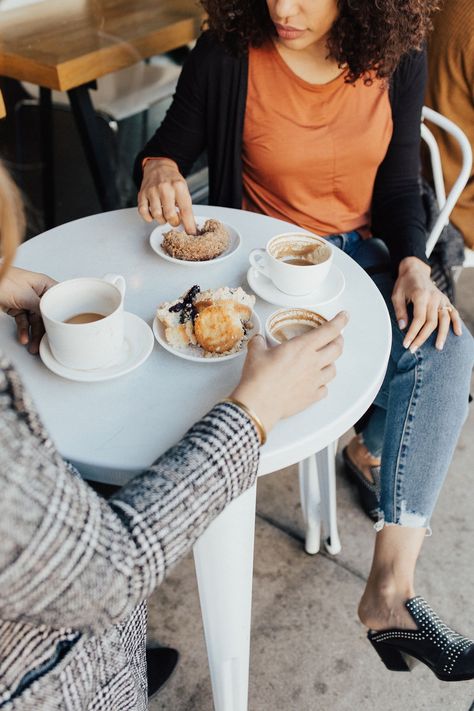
left=0, top=353, right=260, bottom=710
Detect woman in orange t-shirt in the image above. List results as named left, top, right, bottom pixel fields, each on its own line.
left=136, top=0, right=474, bottom=682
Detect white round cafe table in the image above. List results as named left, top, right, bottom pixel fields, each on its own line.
left=0, top=207, right=391, bottom=711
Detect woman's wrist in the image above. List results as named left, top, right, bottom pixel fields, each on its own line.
left=398, top=256, right=431, bottom=277
left=142, top=156, right=179, bottom=172
left=220, top=396, right=267, bottom=446
left=227, top=385, right=279, bottom=439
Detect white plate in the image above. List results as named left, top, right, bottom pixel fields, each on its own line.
left=149, top=215, right=241, bottom=266
left=153, top=311, right=261, bottom=363
left=39, top=312, right=154, bottom=382
left=246, top=264, right=345, bottom=307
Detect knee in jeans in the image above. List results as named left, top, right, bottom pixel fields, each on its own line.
left=442, top=326, right=474, bottom=375
left=433, top=328, right=474, bottom=424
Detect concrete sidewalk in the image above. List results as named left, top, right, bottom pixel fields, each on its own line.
left=148, top=271, right=474, bottom=711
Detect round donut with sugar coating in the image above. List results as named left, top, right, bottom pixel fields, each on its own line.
left=162, top=219, right=230, bottom=261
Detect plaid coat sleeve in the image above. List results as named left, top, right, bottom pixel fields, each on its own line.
left=0, top=356, right=260, bottom=636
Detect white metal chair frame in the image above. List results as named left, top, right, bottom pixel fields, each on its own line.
left=421, top=106, right=473, bottom=258
left=299, top=106, right=473, bottom=556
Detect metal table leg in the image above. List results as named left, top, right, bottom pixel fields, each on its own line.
left=39, top=87, right=55, bottom=229
left=68, top=84, right=120, bottom=212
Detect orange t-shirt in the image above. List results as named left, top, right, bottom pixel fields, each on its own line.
left=242, top=42, right=393, bottom=236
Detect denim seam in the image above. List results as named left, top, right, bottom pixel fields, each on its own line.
left=392, top=348, right=424, bottom=522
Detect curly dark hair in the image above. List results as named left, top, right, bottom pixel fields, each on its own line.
left=200, top=0, right=439, bottom=83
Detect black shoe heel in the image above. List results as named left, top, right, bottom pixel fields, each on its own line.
left=369, top=637, right=411, bottom=672
left=367, top=597, right=474, bottom=682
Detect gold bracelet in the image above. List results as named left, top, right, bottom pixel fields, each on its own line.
left=220, top=397, right=267, bottom=446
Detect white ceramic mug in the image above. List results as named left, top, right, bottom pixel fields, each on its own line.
left=40, top=274, right=126, bottom=370
left=249, top=232, right=333, bottom=296
left=265, top=308, right=327, bottom=347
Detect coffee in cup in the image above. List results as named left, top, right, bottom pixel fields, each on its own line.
left=249, top=233, right=333, bottom=296
left=40, top=274, right=126, bottom=370
left=64, top=312, right=105, bottom=325
left=266, top=308, right=327, bottom=347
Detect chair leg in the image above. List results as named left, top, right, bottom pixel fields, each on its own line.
left=316, top=441, right=342, bottom=555
left=298, top=454, right=321, bottom=555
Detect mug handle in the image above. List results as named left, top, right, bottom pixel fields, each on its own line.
left=103, top=273, right=126, bottom=300
left=249, top=249, right=270, bottom=278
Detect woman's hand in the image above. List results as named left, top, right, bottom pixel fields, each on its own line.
left=137, top=158, right=197, bottom=235
left=231, top=311, right=348, bottom=434
left=0, top=266, right=56, bottom=353
left=392, top=257, right=462, bottom=352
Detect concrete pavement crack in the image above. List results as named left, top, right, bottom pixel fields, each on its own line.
left=256, top=510, right=368, bottom=583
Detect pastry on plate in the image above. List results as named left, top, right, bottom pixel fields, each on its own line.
left=194, top=286, right=254, bottom=321
left=156, top=285, right=256, bottom=356
left=162, top=219, right=230, bottom=261
left=156, top=284, right=200, bottom=348
left=194, top=304, right=244, bottom=353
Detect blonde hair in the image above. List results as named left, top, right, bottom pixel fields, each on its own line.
left=0, top=161, right=25, bottom=280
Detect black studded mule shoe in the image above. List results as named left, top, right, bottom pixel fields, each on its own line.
left=368, top=597, right=474, bottom=681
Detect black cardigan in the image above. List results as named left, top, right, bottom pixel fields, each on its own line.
left=135, top=32, right=429, bottom=269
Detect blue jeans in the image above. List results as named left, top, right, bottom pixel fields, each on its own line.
left=327, top=231, right=474, bottom=529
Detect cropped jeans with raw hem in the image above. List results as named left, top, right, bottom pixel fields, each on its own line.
left=327, top=231, right=474, bottom=529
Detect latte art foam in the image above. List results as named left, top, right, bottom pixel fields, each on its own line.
left=269, top=235, right=331, bottom=266
left=268, top=308, right=327, bottom=344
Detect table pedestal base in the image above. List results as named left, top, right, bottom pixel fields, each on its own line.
left=193, top=484, right=257, bottom=711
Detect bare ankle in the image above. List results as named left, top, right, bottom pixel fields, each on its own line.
left=359, top=579, right=417, bottom=631
left=373, top=577, right=414, bottom=601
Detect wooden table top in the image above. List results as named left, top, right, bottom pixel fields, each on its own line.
left=0, top=0, right=204, bottom=91
left=0, top=89, right=5, bottom=118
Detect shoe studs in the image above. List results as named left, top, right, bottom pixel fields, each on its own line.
left=371, top=596, right=474, bottom=678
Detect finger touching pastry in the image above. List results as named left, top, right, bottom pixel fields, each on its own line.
left=162, top=219, right=230, bottom=261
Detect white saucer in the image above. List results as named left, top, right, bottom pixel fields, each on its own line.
left=39, top=312, right=154, bottom=382
left=246, top=264, right=345, bottom=307
left=153, top=311, right=261, bottom=363
left=149, top=215, right=241, bottom=266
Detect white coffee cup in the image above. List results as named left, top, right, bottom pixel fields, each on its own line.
left=249, top=232, right=333, bottom=296
left=265, top=308, right=327, bottom=347
left=40, top=274, right=126, bottom=370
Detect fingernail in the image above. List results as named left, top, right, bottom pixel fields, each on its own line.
left=436, top=342, right=444, bottom=351
left=398, top=319, right=407, bottom=330
left=403, top=340, right=411, bottom=349
left=410, top=345, right=418, bottom=354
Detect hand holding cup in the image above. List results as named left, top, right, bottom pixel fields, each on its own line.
left=0, top=267, right=57, bottom=354
left=231, top=311, right=348, bottom=434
